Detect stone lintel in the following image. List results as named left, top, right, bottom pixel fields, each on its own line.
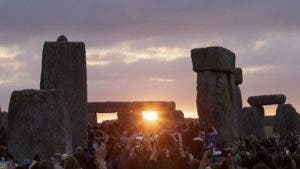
left=233, top=68, right=243, bottom=85
left=248, top=94, right=286, bottom=106
left=191, top=46, right=235, bottom=72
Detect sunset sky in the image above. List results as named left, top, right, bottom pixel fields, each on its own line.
left=0, top=0, right=300, bottom=116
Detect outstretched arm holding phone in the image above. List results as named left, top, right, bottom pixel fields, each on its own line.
left=198, top=150, right=212, bottom=169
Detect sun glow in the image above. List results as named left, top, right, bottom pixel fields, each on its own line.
left=96, top=112, right=118, bottom=123
left=142, top=111, right=158, bottom=121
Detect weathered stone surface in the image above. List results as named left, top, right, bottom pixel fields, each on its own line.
left=273, top=104, right=299, bottom=135
left=88, top=113, right=98, bottom=126
left=248, top=94, right=286, bottom=106
left=171, top=110, right=184, bottom=121
left=56, top=35, right=68, bottom=42
left=191, top=46, right=235, bottom=72
left=240, top=106, right=265, bottom=137
left=195, top=71, right=237, bottom=142
left=117, top=111, right=142, bottom=124
left=0, top=112, right=8, bottom=129
left=7, top=89, right=72, bottom=161
left=40, top=37, right=87, bottom=149
left=264, top=116, right=274, bottom=126
left=0, top=112, right=8, bottom=146
left=234, top=85, right=243, bottom=136
left=232, top=68, right=243, bottom=136
left=233, top=68, right=243, bottom=85
left=88, top=102, right=132, bottom=113
left=192, top=47, right=237, bottom=142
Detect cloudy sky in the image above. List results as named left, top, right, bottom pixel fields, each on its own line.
left=0, top=0, right=299, bottom=116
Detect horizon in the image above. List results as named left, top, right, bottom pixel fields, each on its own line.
left=1, top=1, right=300, bottom=117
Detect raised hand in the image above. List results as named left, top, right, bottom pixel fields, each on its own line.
left=198, top=150, right=212, bottom=169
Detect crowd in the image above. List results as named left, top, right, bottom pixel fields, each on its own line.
left=0, top=121, right=299, bottom=169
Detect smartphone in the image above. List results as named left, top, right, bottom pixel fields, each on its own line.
left=212, top=149, right=222, bottom=164
left=213, top=150, right=222, bottom=156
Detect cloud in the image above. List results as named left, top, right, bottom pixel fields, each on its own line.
left=87, top=60, right=111, bottom=66
left=243, top=65, right=273, bottom=74
left=253, top=39, right=269, bottom=50
left=1, top=0, right=300, bottom=45
left=0, top=79, right=13, bottom=85
left=0, top=46, right=24, bottom=59
left=0, top=45, right=27, bottom=85
left=149, top=78, right=174, bottom=83
left=0, top=72, right=30, bottom=85
left=87, top=43, right=188, bottom=64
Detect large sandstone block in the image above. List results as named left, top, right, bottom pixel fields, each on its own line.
left=240, top=106, right=265, bottom=137
left=234, top=85, right=243, bottom=136
left=40, top=35, right=87, bottom=149
left=196, top=72, right=237, bottom=142
left=273, top=104, right=299, bottom=135
left=131, top=101, right=175, bottom=111
left=0, top=112, right=8, bottom=129
left=88, top=102, right=132, bottom=113
left=248, top=94, right=286, bottom=106
left=233, top=68, right=243, bottom=85
left=191, top=46, right=235, bottom=72
left=0, top=112, right=8, bottom=146
left=88, top=113, right=98, bottom=126
left=7, top=89, right=72, bottom=161
left=191, top=47, right=237, bottom=142
left=171, top=110, right=184, bottom=121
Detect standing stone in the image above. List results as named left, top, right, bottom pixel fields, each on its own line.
left=273, top=104, right=299, bottom=135
left=40, top=35, right=88, bottom=149
left=233, top=68, right=243, bottom=136
left=240, top=106, right=265, bottom=137
left=88, top=113, right=98, bottom=126
left=7, top=89, right=72, bottom=161
left=172, top=110, right=184, bottom=121
left=234, top=85, right=243, bottom=135
left=0, top=112, right=8, bottom=146
left=0, top=111, right=8, bottom=129
left=233, top=68, right=243, bottom=85
left=191, top=46, right=237, bottom=142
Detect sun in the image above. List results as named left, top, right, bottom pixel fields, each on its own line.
left=142, top=111, right=158, bottom=121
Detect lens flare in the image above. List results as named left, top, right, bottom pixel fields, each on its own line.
left=96, top=112, right=118, bottom=123
left=142, top=111, right=158, bottom=121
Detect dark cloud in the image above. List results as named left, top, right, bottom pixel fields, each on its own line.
left=1, top=0, right=300, bottom=44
